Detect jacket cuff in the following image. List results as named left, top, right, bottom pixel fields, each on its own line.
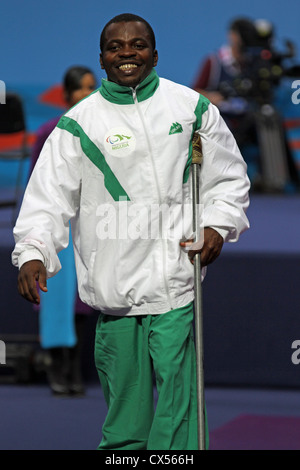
left=18, top=249, right=45, bottom=270
left=207, top=226, right=228, bottom=241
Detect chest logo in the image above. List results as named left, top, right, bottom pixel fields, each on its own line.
left=104, top=127, right=136, bottom=158
left=169, top=122, right=183, bottom=135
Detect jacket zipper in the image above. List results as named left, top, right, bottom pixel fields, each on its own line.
left=132, top=88, right=174, bottom=310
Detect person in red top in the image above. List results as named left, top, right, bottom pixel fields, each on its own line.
left=192, top=17, right=258, bottom=148
left=192, top=17, right=300, bottom=191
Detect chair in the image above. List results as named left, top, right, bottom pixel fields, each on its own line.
left=0, top=92, right=30, bottom=226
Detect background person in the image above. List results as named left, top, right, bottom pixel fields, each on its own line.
left=192, top=17, right=299, bottom=190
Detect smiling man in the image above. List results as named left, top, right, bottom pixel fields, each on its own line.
left=99, top=19, right=158, bottom=88
left=12, top=13, right=250, bottom=450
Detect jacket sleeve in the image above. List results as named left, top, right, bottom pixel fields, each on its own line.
left=11, top=126, right=82, bottom=277
left=197, top=102, right=250, bottom=242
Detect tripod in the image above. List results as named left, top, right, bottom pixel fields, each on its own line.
left=255, top=104, right=291, bottom=192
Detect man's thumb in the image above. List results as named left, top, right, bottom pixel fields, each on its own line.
left=38, top=269, right=48, bottom=292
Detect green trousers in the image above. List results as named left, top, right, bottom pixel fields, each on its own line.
left=94, top=302, right=209, bottom=450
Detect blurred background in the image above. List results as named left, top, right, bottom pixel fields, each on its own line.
left=0, top=0, right=300, bottom=450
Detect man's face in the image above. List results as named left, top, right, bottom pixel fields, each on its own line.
left=100, top=21, right=158, bottom=88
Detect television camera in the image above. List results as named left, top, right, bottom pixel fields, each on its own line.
left=220, top=20, right=300, bottom=192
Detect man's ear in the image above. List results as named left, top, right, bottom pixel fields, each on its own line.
left=153, top=50, right=158, bottom=67
left=99, top=53, right=105, bottom=70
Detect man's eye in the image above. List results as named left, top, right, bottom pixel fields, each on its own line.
left=134, top=43, right=146, bottom=49
left=108, top=45, right=120, bottom=51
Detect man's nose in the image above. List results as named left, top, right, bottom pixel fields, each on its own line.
left=119, top=44, right=136, bottom=56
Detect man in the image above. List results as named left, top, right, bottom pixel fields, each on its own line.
left=192, top=17, right=260, bottom=146
left=12, top=13, right=250, bottom=450
left=193, top=18, right=258, bottom=100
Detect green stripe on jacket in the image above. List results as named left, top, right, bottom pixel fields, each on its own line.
left=183, top=94, right=210, bottom=184
left=57, top=116, right=130, bottom=201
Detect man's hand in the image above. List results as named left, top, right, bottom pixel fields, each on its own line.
left=180, top=227, right=224, bottom=267
left=18, top=260, right=48, bottom=304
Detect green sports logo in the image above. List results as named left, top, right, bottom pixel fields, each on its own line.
left=169, top=122, right=183, bottom=135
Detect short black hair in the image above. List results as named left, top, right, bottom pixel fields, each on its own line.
left=63, top=65, right=94, bottom=94
left=100, top=13, right=156, bottom=52
left=229, top=17, right=259, bottom=48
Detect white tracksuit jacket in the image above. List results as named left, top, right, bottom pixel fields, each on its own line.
left=12, top=69, right=250, bottom=316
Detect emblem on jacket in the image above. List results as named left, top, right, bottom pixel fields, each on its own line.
left=169, top=122, right=183, bottom=135
left=104, top=127, right=136, bottom=157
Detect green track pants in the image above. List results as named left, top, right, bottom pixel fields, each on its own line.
left=94, top=302, right=209, bottom=450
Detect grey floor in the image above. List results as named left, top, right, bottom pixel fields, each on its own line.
left=0, top=382, right=299, bottom=450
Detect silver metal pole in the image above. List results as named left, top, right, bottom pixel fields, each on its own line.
left=192, top=133, right=206, bottom=450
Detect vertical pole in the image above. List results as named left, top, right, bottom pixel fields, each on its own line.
left=192, top=133, right=206, bottom=450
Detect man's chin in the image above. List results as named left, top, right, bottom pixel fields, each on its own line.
left=112, top=69, right=149, bottom=88
left=115, top=76, right=141, bottom=88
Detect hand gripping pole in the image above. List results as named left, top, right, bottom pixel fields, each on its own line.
left=191, top=132, right=206, bottom=450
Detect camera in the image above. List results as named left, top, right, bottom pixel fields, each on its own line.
left=218, top=19, right=300, bottom=192
left=220, top=19, right=300, bottom=107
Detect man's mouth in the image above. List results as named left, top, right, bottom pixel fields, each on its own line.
left=118, top=64, right=138, bottom=71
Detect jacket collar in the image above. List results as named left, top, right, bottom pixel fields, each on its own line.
left=99, top=68, right=159, bottom=105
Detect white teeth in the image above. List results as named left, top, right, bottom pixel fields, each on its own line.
left=119, top=64, right=138, bottom=70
